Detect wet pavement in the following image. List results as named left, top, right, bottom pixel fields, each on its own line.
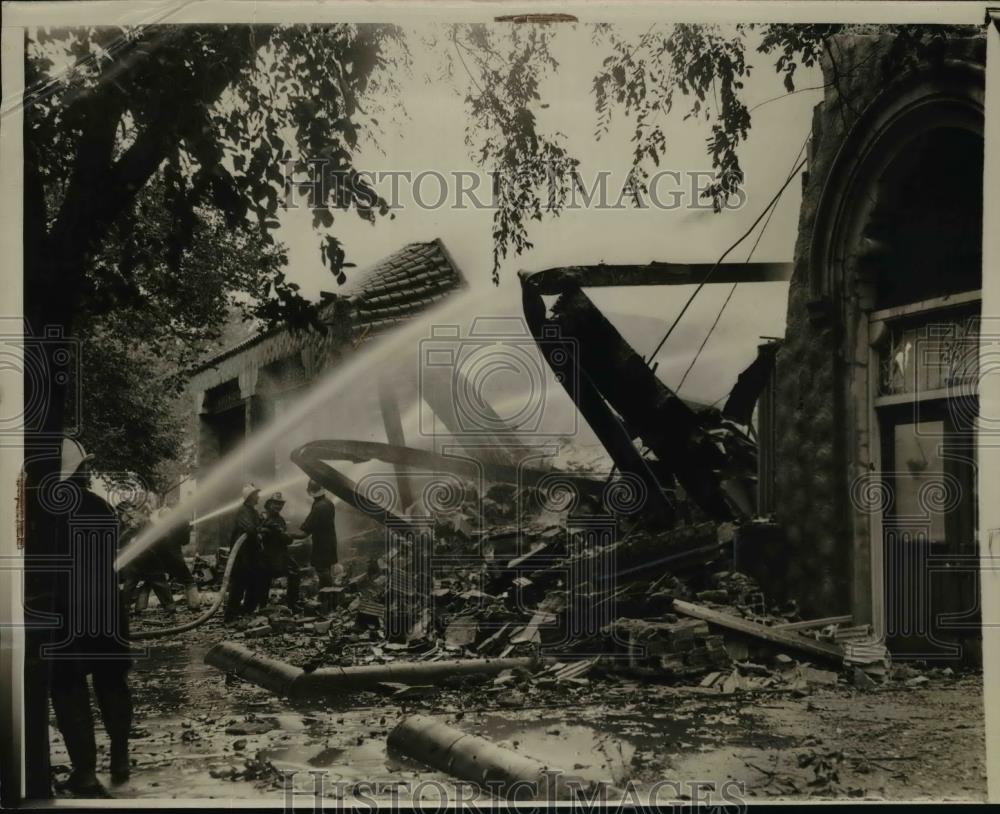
left=49, top=609, right=989, bottom=803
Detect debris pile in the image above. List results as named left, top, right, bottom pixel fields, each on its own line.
left=601, top=617, right=730, bottom=680
left=204, top=501, right=908, bottom=701
left=190, top=443, right=962, bottom=702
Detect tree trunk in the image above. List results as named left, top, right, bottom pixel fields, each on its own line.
left=22, top=225, right=79, bottom=799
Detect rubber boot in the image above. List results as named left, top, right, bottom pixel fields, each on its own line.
left=150, top=579, right=176, bottom=614
left=285, top=566, right=300, bottom=612
left=134, top=586, right=150, bottom=612
left=51, top=673, right=110, bottom=798
left=61, top=772, right=112, bottom=798
left=93, top=666, right=132, bottom=784
left=108, top=740, right=129, bottom=784
left=185, top=583, right=201, bottom=610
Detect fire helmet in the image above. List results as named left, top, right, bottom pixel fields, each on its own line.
left=59, top=437, right=94, bottom=482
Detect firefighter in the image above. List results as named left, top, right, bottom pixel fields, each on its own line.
left=49, top=438, right=132, bottom=797
left=258, top=492, right=301, bottom=610
left=290, top=480, right=338, bottom=589
left=152, top=508, right=200, bottom=609
left=223, top=483, right=263, bottom=623
left=118, top=503, right=176, bottom=615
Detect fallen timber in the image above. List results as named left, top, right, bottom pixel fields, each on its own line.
left=519, top=261, right=792, bottom=295
left=672, top=599, right=844, bottom=664
left=774, top=614, right=853, bottom=632
left=291, top=260, right=781, bottom=534
left=204, top=641, right=546, bottom=698
left=289, top=439, right=606, bottom=536
left=519, top=266, right=761, bottom=526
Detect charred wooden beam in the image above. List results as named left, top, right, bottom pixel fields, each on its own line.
left=521, top=282, right=676, bottom=526
left=521, top=261, right=792, bottom=296
left=290, top=439, right=606, bottom=534
left=553, top=285, right=736, bottom=519
left=672, top=599, right=844, bottom=663
left=521, top=269, right=751, bottom=523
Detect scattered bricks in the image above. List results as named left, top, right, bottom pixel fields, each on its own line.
left=444, top=616, right=478, bottom=648
left=683, top=646, right=711, bottom=668
left=270, top=617, right=297, bottom=633
left=504, top=542, right=551, bottom=576
left=477, top=624, right=513, bottom=657
left=669, top=618, right=711, bottom=644
left=347, top=573, right=370, bottom=592
left=313, top=620, right=332, bottom=636
left=853, top=666, right=877, bottom=691
left=719, top=669, right=744, bottom=695
left=318, top=587, right=343, bottom=613
left=642, top=591, right=677, bottom=616
left=356, top=599, right=385, bottom=628
left=735, top=661, right=771, bottom=676
left=797, top=665, right=838, bottom=686
left=603, top=617, right=731, bottom=679
left=658, top=654, right=689, bottom=672
left=703, top=635, right=729, bottom=666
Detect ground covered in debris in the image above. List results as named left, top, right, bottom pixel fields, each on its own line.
left=50, top=505, right=988, bottom=802
left=48, top=603, right=987, bottom=802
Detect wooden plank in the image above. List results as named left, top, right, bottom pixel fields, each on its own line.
left=774, top=614, right=852, bottom=632
left=519, top=261, right=793, bottom=295
left=869, top=288, right=981, bottom=323
left=672, top=599, right=843, bottom=664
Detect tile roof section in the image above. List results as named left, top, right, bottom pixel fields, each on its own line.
left=194, top=238, right=465, bottom=371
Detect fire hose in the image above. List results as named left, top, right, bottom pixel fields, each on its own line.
left=130, top=533, right=247, bottom=640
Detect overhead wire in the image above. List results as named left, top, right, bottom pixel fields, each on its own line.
left=644, top=141, right=809, bottom=369
left=666, top=129, right=812, bottom=396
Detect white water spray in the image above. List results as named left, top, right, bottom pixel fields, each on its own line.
left=188, top=471, right=310, bottom=527
left=114, top=278, right=782, bottom=571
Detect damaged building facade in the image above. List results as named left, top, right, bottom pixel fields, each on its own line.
left=188, top=239, right=466, bottom=551
left=749, top=32, right=984, bottom=662
left=186, top=32, right=985, bottom=665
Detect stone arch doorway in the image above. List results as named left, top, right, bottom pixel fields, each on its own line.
left=810, top=59, right=984, bottom=660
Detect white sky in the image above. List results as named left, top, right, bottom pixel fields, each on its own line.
left=270, top=23, right=823, bottom=403
left=277, top=22, right=823, bottom=316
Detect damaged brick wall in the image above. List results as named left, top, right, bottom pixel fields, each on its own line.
left=768, top=31, right=985, bottom=618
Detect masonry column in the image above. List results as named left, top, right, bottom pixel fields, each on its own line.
left=979, top=16, right=1000, bottom=802
left=194, top=389, right=221, bottom=553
